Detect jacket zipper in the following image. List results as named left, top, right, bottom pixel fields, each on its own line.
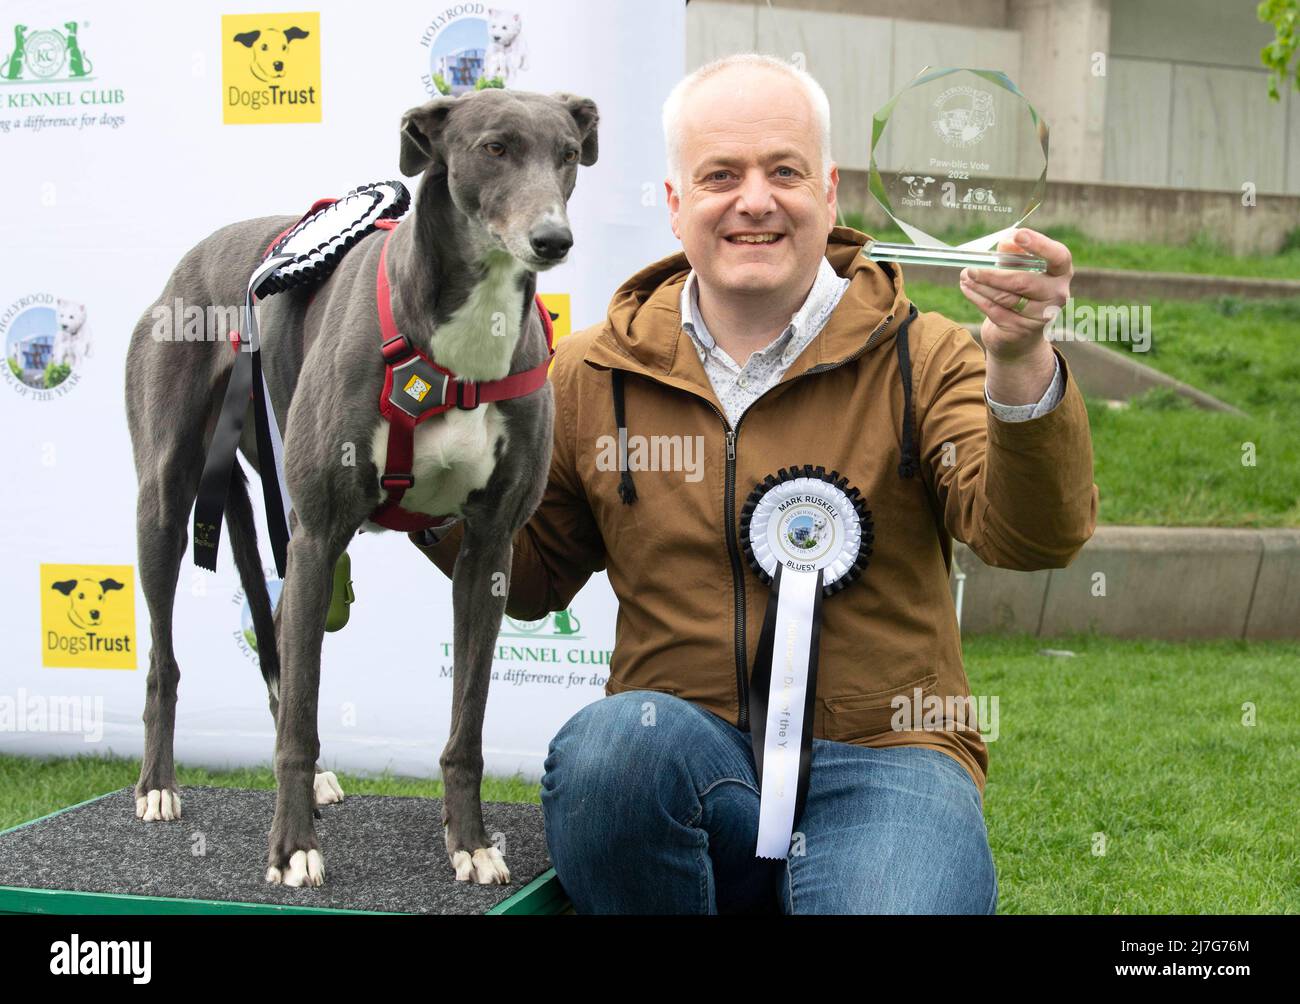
left=705, top=309, right=895, bottom=734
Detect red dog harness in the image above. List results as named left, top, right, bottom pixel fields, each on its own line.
left=370, top=219, right=555, bottom=530
left=233, top=204, right=556, bottom=535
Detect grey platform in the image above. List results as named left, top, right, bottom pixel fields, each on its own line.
left=0, top=786, right=567, bottom=914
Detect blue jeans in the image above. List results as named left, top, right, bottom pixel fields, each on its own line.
left=540, top=690, right=997, bottom=914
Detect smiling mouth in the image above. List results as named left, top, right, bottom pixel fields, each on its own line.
left=725, top=233, right=785, bottom=246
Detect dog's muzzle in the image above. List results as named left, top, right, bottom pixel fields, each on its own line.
left=529, top=224, right=572, bottom=262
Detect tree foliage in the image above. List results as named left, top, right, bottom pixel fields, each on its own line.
left=1259, top=0, right=1299, bottom=99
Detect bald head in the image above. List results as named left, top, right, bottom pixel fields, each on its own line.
left=663, top=54, right=833, bottom=193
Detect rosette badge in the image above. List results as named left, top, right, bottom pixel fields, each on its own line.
left=739, top=465, right=873, bottom=859
left=257, top=180, right=410, bottom=297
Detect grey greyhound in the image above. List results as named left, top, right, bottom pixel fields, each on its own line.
left=124, top=88, right=598, bottom=886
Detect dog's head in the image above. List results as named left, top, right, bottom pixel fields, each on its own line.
left=57, top=299, right=85, bottom=337
left=488, top=9, right=523, bottom=46
left=399, top=89, right=598, bottom=270
left=51, top=577, right=124, bottom=630
left=233, top=26, right=309, bottom=82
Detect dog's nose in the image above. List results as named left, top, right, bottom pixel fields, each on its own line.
left=273, top=60, right=284, bottom=72
left=90, top=610, right=99, bottom=620
left=529, top=226, right=572, bottom=261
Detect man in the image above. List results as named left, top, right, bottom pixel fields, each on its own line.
left=411, top=54, right=1098, bottom=914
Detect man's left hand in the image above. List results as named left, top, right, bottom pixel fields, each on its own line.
left=959, top=227, right=1071, bottom=404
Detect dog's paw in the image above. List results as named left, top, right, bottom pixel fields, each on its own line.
left=265, top=849, right=325, bottom=887
left=451, top=845, right=511, bottom=884
left=136, top=789, right=182, bottom=822
left=314, top=771, right=344, bottom=806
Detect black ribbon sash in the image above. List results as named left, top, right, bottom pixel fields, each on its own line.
left=193, top=255, right=293, bottom=576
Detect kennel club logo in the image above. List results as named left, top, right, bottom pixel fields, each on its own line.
left=0, top=20, right=127, bottom=133
left=2, top=21, right=92, bottom=81
left=41, top=564, right=137, bottom=670
left=222, top=12, right=321, bottom=124
left=420, top=4, right=531, bottom=97
left=2, top=293, right=90, bottom=400
left=501, top=608, right=585, bottom=639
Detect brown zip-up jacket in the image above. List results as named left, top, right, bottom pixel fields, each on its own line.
left=412, top=226, right=1099, bottom=796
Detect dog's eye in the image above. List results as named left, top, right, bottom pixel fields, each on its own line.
left=563, top=148, right=579, bottom=164
left=483, top=142, right=506, bottom=157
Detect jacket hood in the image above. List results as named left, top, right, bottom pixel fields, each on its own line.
left=584, top=226, right=913, bottom=381
left=583, top=225, right=928, bottom=509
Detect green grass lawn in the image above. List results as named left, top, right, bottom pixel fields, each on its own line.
left=902, top=277, right=1300, bottom=527
left=969, top=634, right=1300, bottom=914
left=2, top=635, right=1296, bottom=913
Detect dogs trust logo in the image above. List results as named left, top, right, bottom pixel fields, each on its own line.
left=2, top=293, right=90, bottom=400
left=222, top=12, right=321, bottom=124
left=537, top=292, right=568, bottom=375
left=41, top=564, right=137, bottom=670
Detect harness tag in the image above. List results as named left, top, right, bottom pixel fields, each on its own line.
left=387, top=356, right=451, bottom=420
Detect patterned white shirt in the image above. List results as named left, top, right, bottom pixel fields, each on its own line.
left=679, top=258, right=1064, bottom=428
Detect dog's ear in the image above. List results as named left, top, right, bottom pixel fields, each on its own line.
left=284, top=26, right=309, bottom=43
left=233, top=30, right=260, bottom=48
left=553, top=93, right=599, bottom=166
left=399, top=97, right=458, bottom=177
left=100, top=578, right=125, bottom=594
left=51, top=579, right=77, bottom=596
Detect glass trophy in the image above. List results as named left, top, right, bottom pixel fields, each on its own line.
left=865, top=66, right=1049, bottom=272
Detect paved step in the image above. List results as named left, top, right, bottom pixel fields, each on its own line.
left=952, top=526, right=1299, bottom=640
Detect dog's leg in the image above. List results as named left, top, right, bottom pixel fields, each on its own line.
left=131, top=410, right=209, bottom=823
left=265, top=522, right=350, bottom=886
left=227, top=466, right=341, bottom=808
left=441, top=521, right=513, bottom=884
left=238, top=438, right=345, bottom=810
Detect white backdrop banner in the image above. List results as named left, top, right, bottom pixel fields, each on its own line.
left=0, top=0, right=685, bottom=781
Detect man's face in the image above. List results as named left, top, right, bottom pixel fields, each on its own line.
left=667, top=67, right=838, bottom=299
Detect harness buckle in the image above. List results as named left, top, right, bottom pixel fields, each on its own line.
left=455, top=381, right=479, bottom=410
left=381, top=473, right=414, bottom=490
left=381, top=333, right=414, bottom=364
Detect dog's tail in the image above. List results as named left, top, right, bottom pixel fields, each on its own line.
left=226, top=463, right=281, bottom=698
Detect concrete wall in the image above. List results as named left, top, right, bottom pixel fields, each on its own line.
left=696, top=0, right=1011, bottom=29
left=953, top=528, right=1300, bottom=640
left=686, top=0, right=1298, bottom=194
left=685, top=0, right=1023, bottom=177
left=1076, top=0, right=1294, bottom=193
left=1009, top=0, right=1110, bottom=184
